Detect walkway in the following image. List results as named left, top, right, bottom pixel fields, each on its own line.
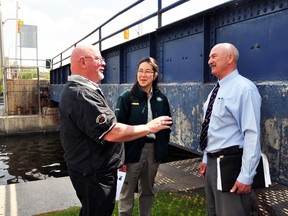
left=0, top=158, right=203, bottom=216
left=0, top=158, right=287, bottom=215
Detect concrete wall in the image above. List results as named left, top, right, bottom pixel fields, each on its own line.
left=0, top=108, right=60, bottom=135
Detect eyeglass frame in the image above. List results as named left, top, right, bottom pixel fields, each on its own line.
left=137, top=70, right=156, bottom=75
left=83, top=56, right=105, bottom=62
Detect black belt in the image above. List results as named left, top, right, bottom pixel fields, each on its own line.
left=144, top=137, right=156, bottom=143
left=207, top=145, right=242, bottom=158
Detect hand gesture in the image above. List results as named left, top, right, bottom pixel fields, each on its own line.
left=146, top=116, right=172, bottom=134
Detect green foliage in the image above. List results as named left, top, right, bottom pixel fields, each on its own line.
left=36, top=190, right=206, bottom=216
left=19, top=68, right=49, bottom=79
left=151, top=190, right=206, bottom=216
left=0, top=81, right=3, bottom=94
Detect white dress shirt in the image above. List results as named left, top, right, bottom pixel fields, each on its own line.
left=202, top=70, right=262, bottom=185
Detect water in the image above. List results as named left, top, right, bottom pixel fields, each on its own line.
left=0, top=132, right=68, bottom=185
left=0, top=131, right=197, bottom=186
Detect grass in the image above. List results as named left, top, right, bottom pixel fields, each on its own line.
left=35, top=189, right=206, bottom=216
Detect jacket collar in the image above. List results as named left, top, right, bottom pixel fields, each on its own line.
left=131, top=82, right=158, bottom=100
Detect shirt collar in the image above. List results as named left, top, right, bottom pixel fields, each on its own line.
left=148, top=87, right=153, bottom=100
left=219, top=69, right=239, bottom=87
left=68, top=74, right=101, bottom=91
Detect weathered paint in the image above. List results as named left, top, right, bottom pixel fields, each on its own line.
left=100, top=82, right=288, bottom=185
left=258, top=82, right=288, bottom=185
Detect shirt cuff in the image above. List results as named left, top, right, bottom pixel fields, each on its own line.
left=202, top=153, right=207, bottom=163
left=237, top=172, right=253, bottom=185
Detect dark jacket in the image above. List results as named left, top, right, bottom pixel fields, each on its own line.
left=59, top=79, right=124, bottom=174
left=115, top=83, right=172, bottom=163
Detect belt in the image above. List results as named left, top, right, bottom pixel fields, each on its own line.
left=144, top=137, right=156, bottom=143
left=207, top=145, right=242, bottom=158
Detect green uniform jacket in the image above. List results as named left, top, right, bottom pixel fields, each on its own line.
left=115, top=83, right=172, bottom=163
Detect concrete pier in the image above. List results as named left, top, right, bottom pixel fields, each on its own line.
left=0, top=107, right=59, bottom=135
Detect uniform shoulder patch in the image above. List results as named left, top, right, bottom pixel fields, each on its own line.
left=96, top=114, right=107, bottom=124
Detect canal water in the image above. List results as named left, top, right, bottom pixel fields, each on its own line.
left=0, top=131, right=197, bottom=185
left=0, top=132, right=68, bottom=185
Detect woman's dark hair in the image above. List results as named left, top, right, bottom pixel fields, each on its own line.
left=133, top=57, right=159, bottom=90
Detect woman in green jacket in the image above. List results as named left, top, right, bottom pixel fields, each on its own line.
left=115, top=57, right=172, bottom=216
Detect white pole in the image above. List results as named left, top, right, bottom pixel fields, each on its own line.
left=15, top=1, right=18, bottom=66
left=138, top=15, right=143, bottom=36
left=36, top=26, right=41, bottom=115
left=0, top=0, right=4, bottom=67
left=0, top=0, right=7, bottom=115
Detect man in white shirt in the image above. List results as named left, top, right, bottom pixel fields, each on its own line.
left=199, top=43, right=262, bottom=216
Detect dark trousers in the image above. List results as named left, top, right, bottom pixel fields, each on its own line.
left=68, top=169, right=117, bottom=216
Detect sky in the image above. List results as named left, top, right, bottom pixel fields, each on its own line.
left=1, top=0, right=230, bottom=68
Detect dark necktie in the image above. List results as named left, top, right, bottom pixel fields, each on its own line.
left=199, top=82, right=220, bottom=151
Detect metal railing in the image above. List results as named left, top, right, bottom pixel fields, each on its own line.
left=51, top=0, right=189, bottom=69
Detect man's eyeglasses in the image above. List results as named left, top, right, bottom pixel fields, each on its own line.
left=137, top=70, right=154, bottom=75
left=84, top=56, right=105, bottom=62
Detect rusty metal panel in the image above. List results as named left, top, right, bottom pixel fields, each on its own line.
left=258, top=82, right=288, bottom=185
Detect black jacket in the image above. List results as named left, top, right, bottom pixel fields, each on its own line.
left=115, top=83, right=172, bottom=163
left=59, top=78, right=124, bottom=174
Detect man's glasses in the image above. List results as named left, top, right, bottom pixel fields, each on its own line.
left=84, top=56, right=105, bottom=62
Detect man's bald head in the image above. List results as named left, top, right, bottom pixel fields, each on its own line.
left=208, top=43, right=239, bottom=80
left=212, top=43, right=239, bottom=63
left=70, top=45, right=101, bottom=73
left=70, top=44, right=105, bottom=83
